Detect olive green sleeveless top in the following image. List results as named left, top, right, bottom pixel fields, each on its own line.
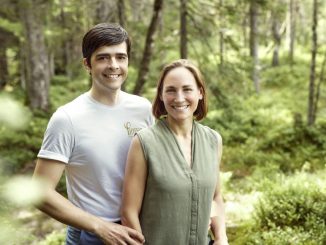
left=137, top=119, right=220, bottom=245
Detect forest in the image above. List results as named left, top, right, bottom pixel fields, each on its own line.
left=0, top=0, right=325, bottom=244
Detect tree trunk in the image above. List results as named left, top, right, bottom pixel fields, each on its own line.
left=180, top=0, right=187, bottom=58
left=59, top=0, right=69, bottom=76
left=129, top=0, right=143, bottom=22
left=94, top=0, right=116, bottom=23
left=0, top=29, right=9, bottom=90
left=20, top=0, right=50, bottom=111
left=271, top=16, right=281, bottom=66
left=289, top=0, right=296, bottom=64
left=133, top=0, right=163, bottom=95
left=307, top=0, right=318, bottom=126
left=118, top=0, right=126, bottom=91
left=312, top=49, right=326, bottom=123
left=219, top=0, right=224, bottom=67
left=117, top=0, right=126, bottom=27
left=249, top=0, right=259, bottom=93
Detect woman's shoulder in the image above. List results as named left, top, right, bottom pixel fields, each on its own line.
left=195, top=122, right=222, bottom=145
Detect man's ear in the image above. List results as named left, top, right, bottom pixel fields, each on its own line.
left=83, top=58, right=91, bottom=74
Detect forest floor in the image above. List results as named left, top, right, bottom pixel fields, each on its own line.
left=15, top=207, right=66, bottom=244
left=13, top=191, right=257, bottom=244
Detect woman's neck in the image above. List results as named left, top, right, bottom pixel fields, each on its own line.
left=165, top=116, right=193, bottom=138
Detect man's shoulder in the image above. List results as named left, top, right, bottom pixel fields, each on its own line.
left=122, top=91, right=151, bottom=106
left=58, top=93, right=88, bottom=111
left=51, top=93, right=88, bottom=121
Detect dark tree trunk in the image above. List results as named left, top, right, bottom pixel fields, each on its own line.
left=118, top=0, right=126, bottom=27
left=180, top=0, right=187, bottom=58
left=0, top=29, right=9, bottom=89
left=307, top=0, right=318, bottom=126
left=60, top=0, right=69, bottom=76
left=20, top=0, right=50, bottom=111
left=133, top=0, right=163, bottom=95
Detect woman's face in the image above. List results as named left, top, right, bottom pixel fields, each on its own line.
left=160, top=67, right=202, bottom=123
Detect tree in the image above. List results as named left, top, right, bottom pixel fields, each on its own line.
left=118, top=0, right=126, bottom=27
left=0, top=28, right=11, bottom=89
left=180, top=0, right=187, bottom=58
left=133, top=0, right=163, bottom=95
left=249, top=0, right=260, bottom=93
left=19, top=0, right=50, bottom=111
left=94, top=0, right=117, bottom=23
left=288, top=0, right=297, bottom=64
left=219, top=0, right=224, bottom=67
left=307, top=0, right=318, bottom=126
left=312, top=49, right=326, bottom=123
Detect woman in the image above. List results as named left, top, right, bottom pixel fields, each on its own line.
left=121, top=59, right=228, bottom=245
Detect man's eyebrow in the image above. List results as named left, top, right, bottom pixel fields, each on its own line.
left=116, top=53, right=128, bottom=56
left=95, top=52, right=127, bottom=57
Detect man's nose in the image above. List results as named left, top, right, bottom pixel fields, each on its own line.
left=108, top=58, right=119, bottom=69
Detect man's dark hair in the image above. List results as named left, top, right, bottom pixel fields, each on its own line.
left=82, top=23, right=131, bottom=67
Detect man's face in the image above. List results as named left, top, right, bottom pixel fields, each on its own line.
left=85, top=42, right=128, bottom=93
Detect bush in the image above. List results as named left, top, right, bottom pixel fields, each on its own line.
left=38, top=230, right=66, bottom=245
left=240, top=172, right=326, bottom=245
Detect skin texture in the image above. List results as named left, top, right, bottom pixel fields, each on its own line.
left=33, top=42, right=145, bottom=245
left=121, top=66, right=228, bottom=245
left=84, top=42, right=129, bottom=106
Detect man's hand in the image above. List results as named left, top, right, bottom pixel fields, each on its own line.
left=96, top=221, right=145, bottom=245
left=213, top=237, right=228, bottom=245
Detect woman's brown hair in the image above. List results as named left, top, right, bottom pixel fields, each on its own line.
left=152, top=59, right=208, bottom=121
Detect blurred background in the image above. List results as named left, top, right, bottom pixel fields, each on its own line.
left=0, top=0, right=325, bottom=244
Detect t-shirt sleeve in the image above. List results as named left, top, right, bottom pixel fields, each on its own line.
left=37, top=108, right=74, bottom=164
left=145, top=99, right=155, bottom=126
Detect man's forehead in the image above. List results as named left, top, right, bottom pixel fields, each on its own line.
left=93, top=42, right=127, bottom=55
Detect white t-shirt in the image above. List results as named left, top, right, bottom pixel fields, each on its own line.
left=38, top=91, right=154, bottom=221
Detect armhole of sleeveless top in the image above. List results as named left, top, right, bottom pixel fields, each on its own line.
left=135, top=132, right=148, bottom=162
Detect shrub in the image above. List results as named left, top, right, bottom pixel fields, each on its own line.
left=38, top=230, right=66, bottom=245
left=244, top=172, right=326, bottom=245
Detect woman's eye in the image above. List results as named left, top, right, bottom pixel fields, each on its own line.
left=165, top=89, right=174, bottom=93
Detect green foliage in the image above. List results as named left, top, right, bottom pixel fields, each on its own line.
left=0, top=116, right=48, bottom=173
left=0, top=76, right=89, bottom=173
left=232, top=171, right=326, bottom=245
left=38, top=230, right=66, bottom=245
left=50, top=75, right=90, bottom=110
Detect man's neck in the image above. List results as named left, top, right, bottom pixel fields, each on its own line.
left=89, top=87, right=122, bottom=106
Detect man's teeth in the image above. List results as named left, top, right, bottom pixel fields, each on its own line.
left=104, top=74, right=119, bottom=78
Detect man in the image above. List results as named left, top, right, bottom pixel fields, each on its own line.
left=33, top=23, right=153, bottom=244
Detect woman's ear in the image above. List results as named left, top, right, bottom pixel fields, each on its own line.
left=199, top=88, right=203, bottom=100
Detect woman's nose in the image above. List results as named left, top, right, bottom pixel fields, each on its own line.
left=174, top=91, right=185, bottom=102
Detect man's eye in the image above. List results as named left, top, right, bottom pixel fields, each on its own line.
left=117, top=56, right=127, bottom=60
